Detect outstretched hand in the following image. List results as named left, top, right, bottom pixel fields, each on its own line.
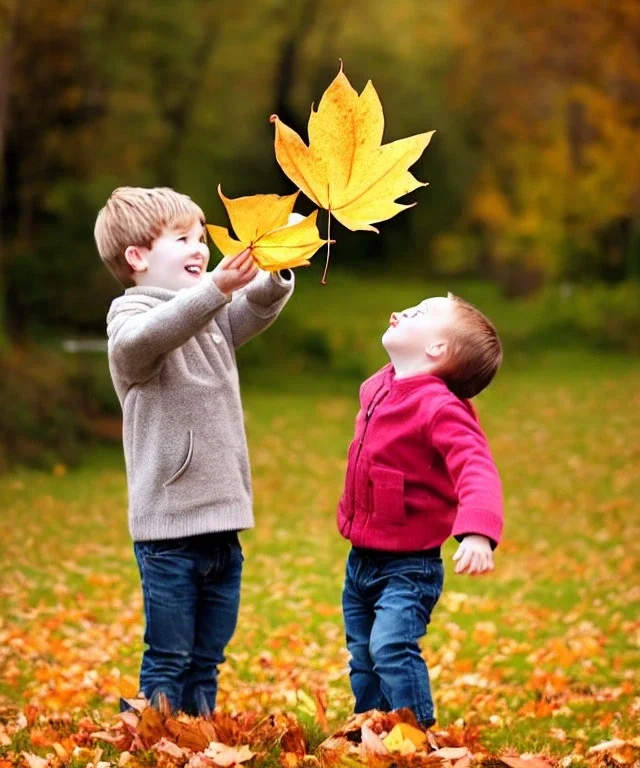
left=453, top=534, right=495, bottom=575
left=212, top=248, right=259, bottom=296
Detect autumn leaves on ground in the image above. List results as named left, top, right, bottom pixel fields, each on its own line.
left=1, top=279, right=639, bottom=768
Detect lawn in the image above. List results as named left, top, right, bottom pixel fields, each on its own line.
left=1, top=274, right=639, bottom=764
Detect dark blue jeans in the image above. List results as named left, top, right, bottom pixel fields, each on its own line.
left=133, top=531, right=243, bottom=716
left=342, top=547, right=444, bottom=727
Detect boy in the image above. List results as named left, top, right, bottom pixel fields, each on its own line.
left=95, top=186, right=295, bottom=716
left=337, top=294, right=504, bottom=728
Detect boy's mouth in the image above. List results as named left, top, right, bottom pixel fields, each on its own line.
left=185, top=265, right=202, bottom=276
left=389, top=313, right=400, bottom=327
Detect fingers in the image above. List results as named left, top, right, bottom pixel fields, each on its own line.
left=454, top=547, right=473, bottom=574
left=219, top=247, right=252, bottom=271
left=454, top=545, right=495, bottom=575
left=238, top=255, right=257, bottom=275
left=236, top=264, right=259, bottom=289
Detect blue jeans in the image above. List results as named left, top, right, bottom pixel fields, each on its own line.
left=133, top=531, right=243, bottom=716
left=342, top=547, right=444, bottom=726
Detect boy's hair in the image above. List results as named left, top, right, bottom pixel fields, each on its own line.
left=95, top=187, right=205, bottom=287
left=440, top=293, right=503, bottom=399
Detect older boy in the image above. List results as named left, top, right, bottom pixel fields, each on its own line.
left=338, top=294, right=504, bottom=728
left=95, top=186, right=294, bottom=715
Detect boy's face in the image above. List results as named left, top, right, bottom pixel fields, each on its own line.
left=382, top=296, right=456, bottom=362
left=125, top=218, right=210, bottom=291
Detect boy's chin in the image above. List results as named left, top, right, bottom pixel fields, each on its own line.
left=382, top=327, right=401, bottom=350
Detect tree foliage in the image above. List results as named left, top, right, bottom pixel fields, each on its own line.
left=1, top=0, right=639, bottom=338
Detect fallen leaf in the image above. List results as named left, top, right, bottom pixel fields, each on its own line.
left=360, top=724, right=389, bottom=756
left=383, top=723, right=426, bottom=754
left=500, top=756, right=553, bottom=768
left=588, top=739, right=627, bottom=754
left=165, top=716, right=217, bottom=752
left=204, top=741, right=254, bottom=767
left=432, top=747, right=473, bottom=760
left=153, top=737, right=186, bottom=759
left=20, top=754, right=49, bottom=768
left=207, top=187, right=326, bottom=271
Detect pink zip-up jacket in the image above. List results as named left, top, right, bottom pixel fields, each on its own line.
left=337, top=364, right=504, bottom=551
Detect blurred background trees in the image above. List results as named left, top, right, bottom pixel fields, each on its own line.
left=2, top=0, right=638, bottom=342
left=1, top=0, right=639, bottom=467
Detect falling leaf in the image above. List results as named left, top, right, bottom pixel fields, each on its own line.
left=271, top=62, right=434, bottom=279
left=207, top=187, right=326, bottom=271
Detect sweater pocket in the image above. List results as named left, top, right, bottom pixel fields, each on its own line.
left=369, top=465, right=405, bottom=525
left=163, top=430, right=194, bottom=487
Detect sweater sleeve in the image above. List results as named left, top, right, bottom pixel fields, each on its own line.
left=108, top=277, right=230, bottom=382
left=429, top=398, right=504, bottom=548
left=226, top=269, right=294, bottom=348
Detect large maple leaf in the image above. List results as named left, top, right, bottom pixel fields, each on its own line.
left=270, top=63, right=434, bottom=235
left=207, top=186, right=327, bottom=271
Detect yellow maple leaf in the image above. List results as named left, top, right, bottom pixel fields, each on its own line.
left=270, top=63, right=434, bottom=234
left=383, top=723, right=427, bottom=755
left=207, top=186, right=327, bottom=271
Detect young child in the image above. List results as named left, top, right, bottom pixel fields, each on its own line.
left=337, top=293, right=504, bottom=728
left=95, top=186, right=295, bottom=716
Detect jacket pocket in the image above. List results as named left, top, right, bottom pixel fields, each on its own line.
left=369, top=464, right=405, bottom=525
left=163, top=430, right=194, bottom=487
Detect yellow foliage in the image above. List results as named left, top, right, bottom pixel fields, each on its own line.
left=207, top=187, right=326, bottom=271
left=271, top=63, right=434, bottom=233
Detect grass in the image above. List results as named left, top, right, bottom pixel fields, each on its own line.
left=1, top=274, right=639, bottom=762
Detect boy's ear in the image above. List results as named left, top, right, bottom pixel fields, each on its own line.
left=124, top=245, right=149, bottom=273
left=425, top=341, right=447, bottom=361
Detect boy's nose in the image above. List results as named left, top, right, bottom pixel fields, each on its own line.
left=195, top=242, right=209, bottom=259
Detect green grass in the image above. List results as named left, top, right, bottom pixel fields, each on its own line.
left=1, top=276, right=639, bottom=761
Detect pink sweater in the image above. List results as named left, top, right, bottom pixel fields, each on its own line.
left=337, top=364, right=504, bottom=552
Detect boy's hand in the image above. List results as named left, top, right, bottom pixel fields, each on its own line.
left=453, top=535, right=495, bottom=575
left=212, top=248, right=259, bottom=296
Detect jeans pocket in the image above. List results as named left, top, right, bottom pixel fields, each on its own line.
left=369, top=465, right=405, bottom=525
left=416, top=560, right=444, bottom=615
left=163, top=430, right=194, bottom=487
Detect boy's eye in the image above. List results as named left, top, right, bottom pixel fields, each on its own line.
left=177, top=236, right=187, bottom=242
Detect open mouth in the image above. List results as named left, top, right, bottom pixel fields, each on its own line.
left=389, top=313, right=399, bottom=327
left=185, top=265, right=202, bottom=276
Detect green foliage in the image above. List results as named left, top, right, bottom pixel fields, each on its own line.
left=2, top=274, right=639, bottom=471
left=0, top=348, right=119, bottom=471
left=529, top=281, right=640, bottom=354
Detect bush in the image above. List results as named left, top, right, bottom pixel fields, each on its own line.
left=529, top=281, right=640, bottom=354
left=0, top=349, right=88, bottom=471
left=572, top=282, right=640, bottom=353
left=0, top=348, right=122, bottom=472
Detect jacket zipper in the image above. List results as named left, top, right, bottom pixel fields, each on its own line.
left=350, top=381, right=390, bottom=515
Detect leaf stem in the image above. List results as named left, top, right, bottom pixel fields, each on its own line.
left=322, top=210, right=332, bottom=285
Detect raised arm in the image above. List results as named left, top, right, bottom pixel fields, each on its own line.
left=109, top=250, right=258, bottom=381
left=227, top=268, right=294, bottom=348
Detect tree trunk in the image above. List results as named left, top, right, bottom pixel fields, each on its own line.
left=272, top=0, right=321, bottom=135
left=0, top=0, right=26, bottom=349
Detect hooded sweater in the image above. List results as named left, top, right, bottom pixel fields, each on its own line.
left=106, top=270, right=293, bottom=541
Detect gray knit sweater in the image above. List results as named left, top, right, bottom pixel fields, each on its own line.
left=106, top=270, right=294, bottom=541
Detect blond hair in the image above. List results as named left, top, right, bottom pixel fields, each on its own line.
left=440, top=293, right=503, bottom=399
left=94, top=187, right=205, bottom=287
